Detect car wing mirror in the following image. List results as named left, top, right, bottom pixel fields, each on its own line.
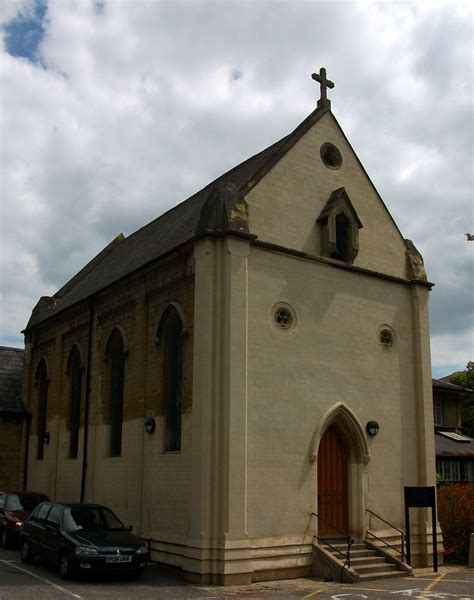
left=127, top=525, right=133, bottom=532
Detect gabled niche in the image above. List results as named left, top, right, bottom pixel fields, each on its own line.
left=316, top=187, right=363, bottom=264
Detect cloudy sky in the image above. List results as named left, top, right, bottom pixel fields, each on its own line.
left=0, top=0, right=472, bottom=378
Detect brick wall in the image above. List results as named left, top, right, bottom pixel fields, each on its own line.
left=0, top=414, right=25, bottom=489
left=23, top=250, right=194, bottom=536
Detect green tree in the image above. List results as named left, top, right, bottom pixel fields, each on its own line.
left=450, top=361, right=474, bottom=437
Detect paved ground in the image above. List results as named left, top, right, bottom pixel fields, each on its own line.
left=1, top=546, right=473, bottom=599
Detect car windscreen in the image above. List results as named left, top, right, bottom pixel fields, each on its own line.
left=6, top=494, right=48, bottom=512
left=63, top=507, right=126, bottom=532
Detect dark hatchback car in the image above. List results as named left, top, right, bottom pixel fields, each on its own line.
left=20, top=502, right=148, bottom=579
left=0, top=491, right=49, bottom=548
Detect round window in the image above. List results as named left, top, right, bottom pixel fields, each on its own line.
left=379, top=328, right=394, bottom=347
left=272, top=303, right=296, bottom=332
left=320, top=142, right=342, bottom=169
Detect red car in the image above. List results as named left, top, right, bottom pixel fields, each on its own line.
left=0, top=491, right=49, bottom=548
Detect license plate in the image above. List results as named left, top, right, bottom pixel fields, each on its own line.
left=106, top=555, right=132, bottom=563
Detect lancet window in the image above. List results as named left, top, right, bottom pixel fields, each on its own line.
left=67, top=346, right=82, bottom=459
left=35, top=358, right=49, bottom=460
left=106, top=329, right=125, bottom=457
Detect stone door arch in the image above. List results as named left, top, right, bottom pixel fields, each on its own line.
left=312, top=402, right=370, bottom=539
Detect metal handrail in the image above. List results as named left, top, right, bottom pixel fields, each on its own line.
left=311, top=512, right=353, bottom=572
left=366, top=531, right=404, bottom=557
left=365, top=509, right=405, bottom=536
left=365, top=508, right=406, bottom=562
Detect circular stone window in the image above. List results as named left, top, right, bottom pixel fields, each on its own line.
left=320, top=142, right=342, bottom=170
left=272, top=303, right=296, bottom=332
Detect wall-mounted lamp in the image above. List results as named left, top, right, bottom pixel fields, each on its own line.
left=43, top=432, right=50, bottom=445
left=366, top=421, right=380, bottom=437
left=144, top=417, right=156, bottom=435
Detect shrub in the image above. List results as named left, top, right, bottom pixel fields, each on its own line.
left=437, top=483, right=474, bottom=563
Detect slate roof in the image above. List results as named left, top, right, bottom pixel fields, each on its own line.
left=0, top=346, right=25, bottom=414
left=316, top=187, right=363, bottom=228
left=25, top=99, right=412, bottom=330
left=432, top=377, right=471, bottom=393
left=435, top=432, right=474, bottom=458
left=25, top=106, right=332, bottom=330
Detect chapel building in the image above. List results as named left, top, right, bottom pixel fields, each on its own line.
left=21, top=71, right=437, bottom=584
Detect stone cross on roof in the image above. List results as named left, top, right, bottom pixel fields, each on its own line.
left=311, top=67, right=334, bottom=109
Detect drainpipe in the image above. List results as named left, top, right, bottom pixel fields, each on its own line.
left=80, top=299, right=95, bottom=502
left=23, top=412, right=32, bottom=491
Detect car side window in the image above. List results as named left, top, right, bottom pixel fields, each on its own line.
left=46, top=505, right=61, bottom=527
left=5, top=495, right=22, bottom=511
left=34, top=503, right=51, bottom=523
left=0, top=493, right=4, bottom=510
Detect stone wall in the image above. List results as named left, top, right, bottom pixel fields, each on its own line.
left=245, top=246, right=434, bottom=574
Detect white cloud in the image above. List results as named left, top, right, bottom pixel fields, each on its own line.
left=0, top=0, right=36, bottom=25
left=431, top=329, right=474, bottom=378
left=0, top=0, right=472, bottom=377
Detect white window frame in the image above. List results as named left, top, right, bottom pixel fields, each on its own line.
left=436, top=459, right=460, bottom=481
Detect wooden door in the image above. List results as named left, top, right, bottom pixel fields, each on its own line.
left=317, top=425, right=348, bottom=536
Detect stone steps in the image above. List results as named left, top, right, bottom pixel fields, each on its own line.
left=358, top=570, right=407, bottom=581
left=324, top=540, right=409, bottom=582
left=350, top=555, right=386, bottom=567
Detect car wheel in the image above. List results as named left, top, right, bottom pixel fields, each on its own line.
left=20, top=539, right=34, bottom=564
left=59, top=554, right=71, bottom=580
left=1, top=529, right=10, bottom=549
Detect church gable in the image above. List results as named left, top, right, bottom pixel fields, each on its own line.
left=245, top=109, right=413, bottom=280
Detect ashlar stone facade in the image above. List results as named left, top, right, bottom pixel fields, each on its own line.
left=22, top=94, right=436, bottom=584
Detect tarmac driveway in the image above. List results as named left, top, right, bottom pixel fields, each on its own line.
left=1, top=546, right=473, bottom=599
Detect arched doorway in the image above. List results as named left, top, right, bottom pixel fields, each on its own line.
left=317, top=425, right=348, bottom=536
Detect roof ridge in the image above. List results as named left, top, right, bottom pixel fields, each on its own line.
left=432, top=377, right=472, bottom=392
left=54, top=233, right=126, bottom=299
left=120, top=132, right=293, bottom=247
left=239, top=106, right=327, bottom=196
left=0, top=346, right=24, bottom=352
left=24, top=104, right=332, bottom=330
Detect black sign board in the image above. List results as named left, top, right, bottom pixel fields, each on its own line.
left=405, top=486, right=436, bottom=508
left=404, top=486, right=438, bottom=572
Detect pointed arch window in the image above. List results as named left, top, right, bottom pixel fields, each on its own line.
left=330, top=213, right=351, bottom=260
left=106, top=329, right=125, bottom=457
left=317, top=187, right=363, bottom=264
left=159, top=307, right=184, bottom=452
left=67, top=346, right=82, bottom=459
left=35, top=359, right=49, bottom=460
